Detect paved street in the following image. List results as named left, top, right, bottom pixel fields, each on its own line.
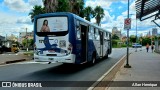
left=0, top=48, right=138, bottom=90
left=0, top=51, right=33, bottom=65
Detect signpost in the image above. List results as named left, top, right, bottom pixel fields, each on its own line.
left=124, top=0, right=131, bottom=68
left=124, top=18, right=131, bottom=30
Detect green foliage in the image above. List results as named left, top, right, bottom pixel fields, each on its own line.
left=112, top=34, right=119, bottom=40
left=130, top=35, right=136, bottom=43
left=29, top=5, right=45, bottom=23
left=56, top=0, right=70, bottom=12
left=74, top=0, right=85, bottom=17
left=29, top=39, right=34, bottom=46
left=94, top=6, right=105, bottom=26
left=29, top=0, right=105, bottom=26
left=22, top=39, right=34, bottom=47
left=83, top=6, right=94, bottom=21
left=112, top=40, right=117, bottom=46
left=142, top=37, right=151, bottom=46
left=121, top=44, right=127, bottom=47
left=22, top=39, right=27, bottom=47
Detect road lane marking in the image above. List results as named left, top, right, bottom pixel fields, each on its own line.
left=13, top=61, right=56, bottom=64
left=87, top=55, right=127, bottom=90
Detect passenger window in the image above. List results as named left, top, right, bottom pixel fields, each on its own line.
left=88, top=26, right=93, bottom=39
left=95, top=29, right=99, bottom=40
left=76, top=20, right=81, bottom=40
left=77, top=29, right=81, bottom=40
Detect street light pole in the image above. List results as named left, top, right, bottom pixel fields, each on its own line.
left=135, top=17, right=137, bottom=52
left=26, top=28, right=28, bottom=51
left=124, top=0, right=131, bottom=68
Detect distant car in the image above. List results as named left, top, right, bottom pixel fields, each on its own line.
left=132, top=43, right=142, bottom=48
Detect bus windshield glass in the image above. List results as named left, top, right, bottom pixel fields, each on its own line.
left=37, top=17, right=68, bottom=33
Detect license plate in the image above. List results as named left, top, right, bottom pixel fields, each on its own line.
left=49, top=58, right=54, bottom=60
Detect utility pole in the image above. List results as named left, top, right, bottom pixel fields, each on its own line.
left=124, top=0, right=131, bottom=68
left=26, top=28, right=28, bottom=51
left=135, top=17, right=137, bottom=52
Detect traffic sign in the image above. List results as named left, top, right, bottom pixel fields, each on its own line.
left=124, top=18, right=131, bottom=30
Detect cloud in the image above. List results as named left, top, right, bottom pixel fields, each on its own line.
left=0, top=11, right=17, bottom=24
left=0, top=11, right=33, bottom=37
left=3, top=0, right=30, bottom=12
left=28, top=0, right=43, bottom=6
left=85, top=0, right=112, bottom=9
left=3, top=0, right=43, bottom=13
left=17, top=16, right=32, bottom=25
left=101, top=10, right=114, bottom=23
left=0, top=0, right=42, bottom=37
left=118, top=6, right=122, bottom=9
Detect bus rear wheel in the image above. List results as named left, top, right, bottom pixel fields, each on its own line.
left=104, top=50, right=108, bottom=59
left=89, top=53, right=96, bottom=65
left=14, top=50, right=18, bottom=53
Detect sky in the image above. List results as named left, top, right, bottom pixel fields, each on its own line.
left=0, top=0, right=159, bottom=37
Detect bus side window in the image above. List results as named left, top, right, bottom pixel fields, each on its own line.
left=104, top=32, right=107, bottom=41
left=96, top=29, right=99, bottom=40
left=76, top=20, right=81, bottom=40
left=77, top=29, right=81, bottom=40
left=88, top=26, right=92, bottom=39
left=106, top=32, right=109, bottom=40
left=91, top=27, right=94, bottom=40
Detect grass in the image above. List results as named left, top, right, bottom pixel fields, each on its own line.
left=23, top=51, right=34, bottom=56
left=112, top=44, right=132, bottom=48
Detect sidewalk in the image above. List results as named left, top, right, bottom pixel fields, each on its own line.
left=107, top=50, right=160, bottom=90
left=0, top=53, right=33, bottom=65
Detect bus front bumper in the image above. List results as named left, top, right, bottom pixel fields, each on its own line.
left=34, top=54, right=76, bottom=63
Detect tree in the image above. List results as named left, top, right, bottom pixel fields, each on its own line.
left=94, top=6, right=105, bottom=26
left=130, top=35, right=136, bottom=43
left=28, top=39, right=34, bottom=46
left=56, top=0, right=70, bottom=12
left=142, top=37, right=151, bottom=46
left=43, top=0, right=58, bottom=13
left=69, top=0, right=85, bottom=17
left=22, top=39, right=27, bottom=47
left=42, top=0, right=85, bottom=17
left=29, top=5, right=45, bottom=23
left=112, top=34, right=119, bottom=40
left=83, top=6, right=94, bottom=21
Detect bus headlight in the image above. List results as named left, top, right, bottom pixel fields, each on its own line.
left=67, top=43, right=72, bottom=54
left=59, top=40, right=66, bottom=47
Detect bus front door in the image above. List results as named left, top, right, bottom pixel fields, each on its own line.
left=81, top=25, right=88, bottom=63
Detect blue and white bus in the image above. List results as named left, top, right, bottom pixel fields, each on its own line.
left=34, top=12, right=112, bottom=65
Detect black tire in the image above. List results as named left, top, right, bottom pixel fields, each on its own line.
left=104, top=50, right=108, bottom=59
left=14, top=50, right=18, bottom=53
left=89, top=53, right=96, bottom=65
left=0, top=51, right=2, bottom=54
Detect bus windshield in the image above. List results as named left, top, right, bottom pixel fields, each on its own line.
left=36, top=16, right=68, bottom=36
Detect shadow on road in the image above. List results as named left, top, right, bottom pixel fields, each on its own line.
left=16, top=57, right=112, bottom=81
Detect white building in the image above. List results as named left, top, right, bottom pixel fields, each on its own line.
left=152, top=28, right=158, bottom=36
left=112, top=27, right=121, bottom=39
left=19, top=31, right=34, bottom=44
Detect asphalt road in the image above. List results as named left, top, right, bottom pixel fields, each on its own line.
left=0, top=48, right=139, bottom=90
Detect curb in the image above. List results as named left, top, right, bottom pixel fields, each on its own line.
left=5, top=59, right=26, bottom=64
left=87, top=54, right=128, bottom=90
left=0, top=58, right=32, bottom=65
